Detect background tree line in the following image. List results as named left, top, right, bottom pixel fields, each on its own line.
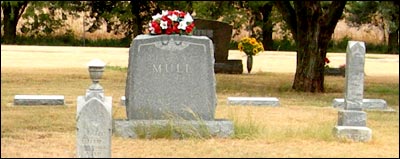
left=1, top=1, right=399, bottom=93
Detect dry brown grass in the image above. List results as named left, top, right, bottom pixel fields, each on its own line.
left=1, top=46, right=399, bottom=158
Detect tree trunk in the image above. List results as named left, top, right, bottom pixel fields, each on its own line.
left=261, top=3, right=274, bottom=51
left=275, top=1, right=346, bottom=92
left=387, top=29, right=399, bottom=54
left=130, top=0, right=144, bottom=37
left=2, top=1, right=28, bottom=44
left=293, top=4, right=324, bottom=92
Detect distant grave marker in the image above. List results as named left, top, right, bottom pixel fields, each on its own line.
left=333, top=41, right=372, bottom=142
left=193, top=19, right=243, bottom=74
left=14, top=95, right=64, bottom=105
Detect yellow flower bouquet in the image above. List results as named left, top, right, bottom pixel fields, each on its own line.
left=238, top=37, right=264, bottom=56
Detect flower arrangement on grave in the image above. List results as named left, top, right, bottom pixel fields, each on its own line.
left=238, top=37, right=264, bottom=56
left=238, top=37, right=264, bottom=73
left=324, top=57, right=330, bottom=69
left=148, top=10, right=195, bottom=35
left=324, top=58, right=346, bottom=77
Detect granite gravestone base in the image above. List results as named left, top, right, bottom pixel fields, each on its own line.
left=333, top=41, right=372, bottom=142
left=113, top=35, right=233, bottom=138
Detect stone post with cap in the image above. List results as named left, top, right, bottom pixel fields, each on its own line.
left=76, top=59, right=112, bottom=158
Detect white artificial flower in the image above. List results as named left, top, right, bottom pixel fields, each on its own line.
left=162, top=10, right=169, bottom=16
left=148, top=22, right=155, bottom=34
left=183, top=13, right=193, bottom=23
left=152, top=13, right=162, bottom=20
left=168, top=14, right=178, bottom=21
left=178, top=21, right=187, bottom=30
left=160, top=20, right=168, bottom=29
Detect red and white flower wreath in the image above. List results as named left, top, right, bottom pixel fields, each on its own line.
left=148, top=10, right=195, bottom=35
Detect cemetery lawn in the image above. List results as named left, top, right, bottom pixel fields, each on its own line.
left=1, top=47, right=399, bottom=158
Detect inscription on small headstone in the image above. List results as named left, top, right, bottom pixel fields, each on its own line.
left=76, top=97, right=112, bottom=158
left=344, top=42, right=366, bottom=111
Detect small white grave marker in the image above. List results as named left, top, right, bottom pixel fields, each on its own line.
left=227, top=97, right=280, bottom=106
left=14, top=95, right=64, bottom=105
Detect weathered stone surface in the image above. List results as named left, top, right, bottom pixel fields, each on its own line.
left=333, top=41, right=372, bottom=142
left=337, top=110, right=367, bottom=126
left=333, top=126, right=372, bottom=142
left=120, top=34, right=234, bottom=138
left=14, top=95, right=64, bottom=105
left=344, top=41, right=366, bottom=111
left=113, top=119, right=233, bottom=138
left=227, top=97, right=280, bottom=106
left=125, top=35, right=216, bottom=120
left=76, top=96, right=112, bottom=158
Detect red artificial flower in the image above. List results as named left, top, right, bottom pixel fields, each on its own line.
left=173, top=23, right=180, bottom=33
left=186, top=23, right=195, bottom=33
left=165, top=27, right=173, bottom=34
left=179, top=12, right=186, bottom=18
left=151, top=21, right=162, bottom=34
left=161, top=16, right=169, bottom=22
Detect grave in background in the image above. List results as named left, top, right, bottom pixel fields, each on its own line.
left=14, top=95, right=64, bottom=105
left=193, top=19, right=243, bottom=74
left=332, top=98, right=395, bottom=112
left=227, top=97, right=280, bottom=106
left=333, top=41, right=372, bottom=142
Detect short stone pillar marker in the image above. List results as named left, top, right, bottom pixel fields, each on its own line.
left=76, top=59, right=112, bottom=158
left=333, top=41, right=372, bottom=142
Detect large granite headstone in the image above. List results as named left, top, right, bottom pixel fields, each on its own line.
left=114, top=34, right=233, bottom=138
left=125, top=34, right=216, bottom=120
left=333, top=41, right=372, bottom=142
left=193, top=19, right=243, bottom=74
left=76, top=59, right=112, bottom=158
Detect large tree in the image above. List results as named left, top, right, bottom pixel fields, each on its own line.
left=240, top=1, right=275, bottom=50
left=1, top=1, right=28, bottom=44
left=1, top=1, right=87, bottom=43
left=275, top=1, right=347, bottom=92
left=84, top=1, right=191, bottom=40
